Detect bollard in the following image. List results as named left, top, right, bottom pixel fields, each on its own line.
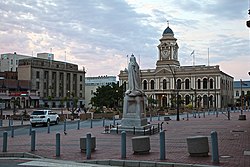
left=121, top=131, right=126, bottom=159
left=86, top=133, right=91, bottom=159
left=160, top=130, right=166, bottom=160
left=187, top=112, right=189, bottom=120
left=31, top=130, right=36, bottom=151
left=64, top=119, right=66, bottom=132
left=102, top=118, right=105, bottom=127
left=158, top=114, right=160, bottom=121
left=150, top=114, right=152, bottom=122
left=8, top=118, right=11, bottom=127
left=47, top=122, right=50, bottom=134
left=0, top=119, right=2, bottom=127
left=90, top=119, right=93, bottom=128
left=113, top=116, right=115, bottom=125
left=56, top=132, right=60, bottom=157
left=3, top=131, right=8, bottom=152
left=211, top=131, right=219, bottom=164
left=21, top=116, right=23, bottom=125
left=161, top=122, right=164, bottom=131
left=11, top=125, right=14, bottom=138
left=133, top=127, right=136, bottom=135
left=29, top=124, right=32, bottom=136
left=227, top=108, right=230, bottom=120
left=116, top=125, right=119, bottom=134
left=77, top=120, right=80, bottom=130
left=143, top=127, right=146, bottom=135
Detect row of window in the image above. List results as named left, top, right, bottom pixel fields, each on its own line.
left=235, top=90, right=250, bottom=96
left=36, top=71, right=83, bottom=81
left=142, top=78, right=215, bottom=90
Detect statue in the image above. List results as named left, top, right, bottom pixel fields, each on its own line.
left=125, top=55, right=144, bottom=96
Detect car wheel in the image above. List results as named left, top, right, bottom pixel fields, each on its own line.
left=55, top=118, right=59, bottom=125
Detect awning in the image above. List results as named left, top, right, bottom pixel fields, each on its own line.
left=0, top=95, right=11, bottom=100
left=29, top=96, right=40, bottom=100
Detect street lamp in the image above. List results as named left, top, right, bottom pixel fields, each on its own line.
left=167, top=64, right=180, bottom=121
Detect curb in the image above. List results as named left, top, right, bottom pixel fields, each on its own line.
left=82, top=159, right=219, bottom=167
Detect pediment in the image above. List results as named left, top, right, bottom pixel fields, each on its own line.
left=155, top=68, right=172, bottom=75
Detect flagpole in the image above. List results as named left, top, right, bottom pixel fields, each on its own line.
left=208, top=48, right=210, bottom=66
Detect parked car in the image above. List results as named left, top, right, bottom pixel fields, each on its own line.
left=30, top=110, right=60, bottom=127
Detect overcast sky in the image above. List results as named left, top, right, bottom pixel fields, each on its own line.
left=0, top=0, right=249, bottom=80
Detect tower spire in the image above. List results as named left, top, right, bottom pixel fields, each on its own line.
left=167, top=20, right=169, bottom=27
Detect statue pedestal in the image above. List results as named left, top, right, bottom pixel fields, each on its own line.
left=121, top=95, right=147, bottom=127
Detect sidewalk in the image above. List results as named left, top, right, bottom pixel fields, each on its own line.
left=0, top=111, right=250, bottom=166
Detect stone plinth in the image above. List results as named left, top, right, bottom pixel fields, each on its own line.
left=186, top=136, right=209, bottom=157
left=80, top=136, right=96, bottom=152
left=121, top=95, right=147, bottom=128
left=132, top=136, right=150, bottom=154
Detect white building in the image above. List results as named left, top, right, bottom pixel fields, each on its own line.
left=0, top=52, right=30, bottom=72
left=119, top=26, right=234, bottom=109
left=85, top=76, right=117, bottom=107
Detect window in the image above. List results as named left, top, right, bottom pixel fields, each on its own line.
left=36, top=82, right=40, bottom=89
left=185, top=95, right=190, bottom=105
left=163, top=79, right=167, bottom=89
left=150, top=80, right=154, bottom=90
left=197, top=79, right=201, bottom=89
left=36, top=71, right=40, bottom=79
left=143, top=80, right=147, bottom=90
left=210, top=79, right=213, bottom=89
left=80, top=75, right=82, bottom=82
left=203, top=78, right=207, bottom=89
left=236, top=91, right=239, bottom=96
left=80, top=84, right=82, bottom=90
left=80, top=93, right=82, bottom=98
left=177, top=79, right=182, bottom=89
left=10, top=59, right=13, bottom=65
left=91, top=90, right=94, bottom=95
left=185, top=79, right=190, bottom=89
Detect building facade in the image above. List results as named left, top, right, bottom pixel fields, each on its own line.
left=85, top=76, right=117, bottom=107
left=0, top=52, right=31, bottom=72
left=233, top=80, right=250, bottom=106
left=119, top=26, right=234, bottom=109
left=17, top=57, right=86, bottom=108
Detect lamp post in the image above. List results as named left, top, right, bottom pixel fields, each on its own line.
left=167, top=64, right=180, bottom=121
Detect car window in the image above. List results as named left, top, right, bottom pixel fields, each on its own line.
left=32, top=111, right=45, bottom=115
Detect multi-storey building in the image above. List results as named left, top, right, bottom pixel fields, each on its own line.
left=119, top=26, right=234, bottom=109
left=17, top=57, right=86, bottom=108
left=0, top=52, right=30, bottom=72
left=85, top=76, right=117, bottom=107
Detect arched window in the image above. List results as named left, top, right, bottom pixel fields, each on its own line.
left=203, top=78, right=207, bottom=89
left=150, top=80, right=155, bottom=90
left=143, top=80, right=147, bottom=90
left=185, top=95, right=190, bottom=105
left=236, top=90, right=239, bottom=96
left=210, top=79, right=213, bottom=89
left=197, top=79, right=201, bottom=89
left=185, top=79, right=190, bottom=89
left=163, top=79, right=167, bottom=90
left=177, top=79, right=182, bottom=89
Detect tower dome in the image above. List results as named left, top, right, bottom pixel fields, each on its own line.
left=162, top=26, right=174, bottom=36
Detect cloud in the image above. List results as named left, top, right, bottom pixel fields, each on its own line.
left=0, top=0, right=249, bottom=80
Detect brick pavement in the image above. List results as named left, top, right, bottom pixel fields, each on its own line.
left=1, top=111, right=250, bottom=166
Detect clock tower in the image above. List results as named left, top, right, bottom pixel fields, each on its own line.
left=156, top=26, right=180, bottom=69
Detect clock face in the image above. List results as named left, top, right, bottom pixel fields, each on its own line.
left=161, top=49, right=169, bottom=59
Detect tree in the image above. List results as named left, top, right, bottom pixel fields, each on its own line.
left=67, top=92, right=79, bottom=120
left=90, top=83, right=124, bottom=111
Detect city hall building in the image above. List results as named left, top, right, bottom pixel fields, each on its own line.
left=119, top=26, right=234, bottom=110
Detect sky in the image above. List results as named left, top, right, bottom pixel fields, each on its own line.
left=0, top=0, right=249, bottom=81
